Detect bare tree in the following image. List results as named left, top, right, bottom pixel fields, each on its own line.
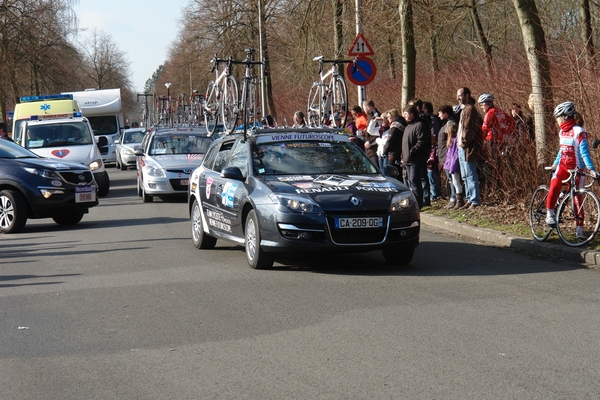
left=80, top=29, right=132, bottom=90
left=400, top=0, right=416, bottom=107
left=512, top=0, right=554, bottom=166
left=468, top=0, right=493, bottom=78
left=579, top=0, right=596, bottom=71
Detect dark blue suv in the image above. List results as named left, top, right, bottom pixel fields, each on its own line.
left=0, top=139, right=98, bottom=233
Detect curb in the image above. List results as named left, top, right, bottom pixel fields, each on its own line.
left=420, top=213, right=600, bottom=267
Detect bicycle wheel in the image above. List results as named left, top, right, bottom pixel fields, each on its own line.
left=529, top=185, right=552, bottom=241
left=307, top=82, right=322, bottom=127
left=329, top=76, right=348, bottom=128
left=204, top=81, right=218, bottom=134
left=222, top=75, right=239, bottom=134
left=556, top=189, right=600, bottom=247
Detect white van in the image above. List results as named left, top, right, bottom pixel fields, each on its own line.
left=14, top=116, right=111, bottom=196
left=63, top=88, right=125, bottom=166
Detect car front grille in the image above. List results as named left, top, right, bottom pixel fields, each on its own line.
left=59, top=171, right=94, bottom=185
left=326, top=214, right=388, bottom=244
left=169, top=179, right=189, bottom=191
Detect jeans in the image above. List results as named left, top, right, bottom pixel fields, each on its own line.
left=427, top=167, right=440, bottom=200
left=458, top=147, right=481, bottom=205
left=420, top=164, right=430, bottom=206
left=444, top=169, right=456, bottom=201
left=378, top=156, right=388, bottom=171
left=404, top=163, right=424, bottom=209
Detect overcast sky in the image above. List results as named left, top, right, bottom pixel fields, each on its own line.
left=74, top=0, right=188, bottom=92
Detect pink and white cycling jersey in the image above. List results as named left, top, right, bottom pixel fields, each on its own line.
left=554, top=124, right=593, bottom=170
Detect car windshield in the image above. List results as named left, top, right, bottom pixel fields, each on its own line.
left=150, top=134, right=212, bottom=155
left=123, top=130, right=145, bottom=144
left=0, top=138, right=40, bottom=159
left=252, top=140, right=378, bottom=175
left=25, top=122, right=94, bottom=149
left=88, top=116, right=118, bottom=135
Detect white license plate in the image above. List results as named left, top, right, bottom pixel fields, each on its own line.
left=75, top=186, right=96, bottom=203
left=180, top=179, right=189, bottom=186
left=335, top=217, right=383, bottom=229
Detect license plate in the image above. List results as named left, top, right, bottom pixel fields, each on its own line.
left=180, top=179, right=189, bottom=186
left=75, top=185, right=96, bottom=203
left=335, top=217, right=383, bottom=229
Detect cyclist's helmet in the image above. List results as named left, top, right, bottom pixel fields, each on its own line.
left=477, top=93, right=494, bottom=104
left=553, top=101, right=575, bottom=118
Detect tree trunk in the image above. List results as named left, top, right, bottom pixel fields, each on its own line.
left=399, top=0, right=415, bottom=107
left=387, top=34, right=396, bottom=80
left=469, top=0, right=493, bottom=78
left=579, top=0, right=596, bottom=71
left=512, top=0, right=554, bottom=166
left=333, top=0, right=344, bottom=63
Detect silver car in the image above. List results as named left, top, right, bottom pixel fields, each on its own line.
left=116, top=128, right=146, bottom=170
left=135, top=126, right=214, bottom=202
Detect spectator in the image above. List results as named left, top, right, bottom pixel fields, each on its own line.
left=350, top=105, right=368, bottom=131
left=510, top=103, right=529, bottom=142
left=408, top=98, right=432, bottom=206
left=376, top=112, right=391, bottom=171
left=545, top=102, right=597, bottom=239
left=401, top=105, right=430, bottom=209
left=478, top=93, right=515, bottom=148
left=262, top=115, right=276, bottom=128
left=0, top=122, right=12, bottom=141
left=457, top=87, right=483, bottom=209
left=292, top=111, right=306, bottom=128
left=383, top=109, right=405, bottom=173
left=423, top=101, right=441, bottom=201
left=442, top=119, right=465, bottom=209
left=363, top=100, right=380, bottom=119
left=437, top=105, right=459, bottom=208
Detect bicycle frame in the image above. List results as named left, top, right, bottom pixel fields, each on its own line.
left=307, top=56, right=354, bottom=128
left=204, top=55, right=237, bottom=134
left=231, top=48, right=264, bottom=137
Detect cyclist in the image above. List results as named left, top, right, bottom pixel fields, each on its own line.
left=546, top=101, right=597, bottom=236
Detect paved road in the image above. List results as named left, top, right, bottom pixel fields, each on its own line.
left=1, top=169, right=599, bottom=399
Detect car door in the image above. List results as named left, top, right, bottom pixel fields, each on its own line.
left=198, top=139, right=238, bottom=238
left=213, top=140, right=249, bottom=237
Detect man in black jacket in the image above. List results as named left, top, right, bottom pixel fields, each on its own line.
left=401, top=106, right=431, bottom=209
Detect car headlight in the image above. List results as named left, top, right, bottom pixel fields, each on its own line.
left=269, top=193, right=323, bottom=214
left=24, top=167, right=58, bottom=179
left=389, top=191, right=416, bottom=212
left=123, top=149, right=134, bottom=155
left=88, top=159, right=103, bottom=171
left=146, top=166, right=165, bottom=177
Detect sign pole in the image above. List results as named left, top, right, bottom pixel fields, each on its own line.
left=355, top=0, right=365, bottom=107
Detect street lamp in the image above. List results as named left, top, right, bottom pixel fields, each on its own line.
left=165, top=82, right=171, bottom=98
left=165, top=82, right=172, bottom=127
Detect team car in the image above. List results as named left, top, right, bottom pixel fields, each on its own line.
left=116, top=127, right=146, bottom=170
left=135, top=126, right=214, bottom=202
left=0, top=138, right=98, bottom=233
left=188, top=127, right=420, bottom=269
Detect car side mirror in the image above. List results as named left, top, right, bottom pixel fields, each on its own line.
left=384, top=164, right=399, bottom=178
left=221, top=166, right=245, bottom=181
left=96, top=136, right=108, bottom=148
left=134, top=149, right=144, bottom=156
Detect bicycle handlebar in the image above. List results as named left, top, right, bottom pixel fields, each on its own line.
left=555, top=167, right=597, bottom=189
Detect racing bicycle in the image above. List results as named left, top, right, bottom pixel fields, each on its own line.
left=136, top=92, right=154, bottom=128
left=204, top=55, right=238, bottom=134
left=231, top=48, right=264, bottom=132
left=307, top=56, right=356, bottom=128
left=529, top=167, right=600, bottom=247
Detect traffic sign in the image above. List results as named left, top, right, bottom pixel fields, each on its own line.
left=346, top=57, right=377, bottom=86
left=347, top=33, right=374, bottom=56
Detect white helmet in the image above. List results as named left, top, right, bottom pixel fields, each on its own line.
left=478, top=93, right=494, bottom=104
left=553, top=101, right=575, bottom=118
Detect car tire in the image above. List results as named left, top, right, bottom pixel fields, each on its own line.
left=383, top=247, right=415, bottom=266
left=0, top=189, right=28, bottom=234
left=142, top=184, right=153, bottom=203
left=119, top=159, right=127, bottom=171
left=245, top=209, right=274, bottom=269
left=191, top=199, right=217, bottom=249
left=52, top=213, right=84, bottom=225
left=96, top=171, right=110, bottom=197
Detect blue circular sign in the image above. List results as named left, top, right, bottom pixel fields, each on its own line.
left=346, top=57, right=377, bottom=86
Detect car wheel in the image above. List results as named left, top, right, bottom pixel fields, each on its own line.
left=52, top=213, right=84, bottom=225
left=96, top=171, right=110, bottom=197
left=119, top=158, right=127, bottom=171
left=383, top=247, right=415, bottom=266
left=0, top=189, right=28, bottom=234
left=142, top=184, right=153, bottom=203
left=245, top=209, right=273, bottom=269
left=191, top=199, right=217, bottom=249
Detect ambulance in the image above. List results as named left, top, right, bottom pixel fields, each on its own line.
left=11, top=94, right=110, bottom=196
